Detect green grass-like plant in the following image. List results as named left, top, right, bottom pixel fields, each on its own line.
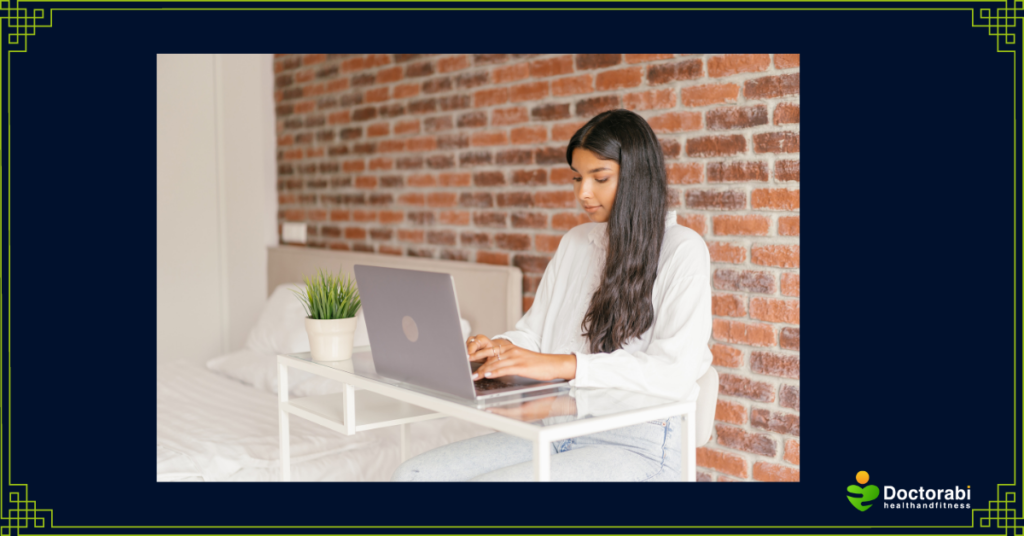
left=290, top=267, right=361, bottom=320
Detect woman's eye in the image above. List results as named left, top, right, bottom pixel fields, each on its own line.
left=596, top=178, right=609, bottom=183
left=572, top=176, right=582, bottom=182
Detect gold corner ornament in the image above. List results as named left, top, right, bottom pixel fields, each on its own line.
left=975, top=0, right=1022, bottom=52
left=1, top=0, right=50, bottom=52
left=1, top=484, right=50, bottom=535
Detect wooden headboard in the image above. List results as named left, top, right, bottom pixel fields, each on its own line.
left=267, top=245, right=524, bottom=338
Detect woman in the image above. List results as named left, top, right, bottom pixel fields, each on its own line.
left=391, top=108, right=713, bottom=482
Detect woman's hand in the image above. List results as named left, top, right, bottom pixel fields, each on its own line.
left=465, top=334, right=495, bottom=361
left=469, top=339, right=576, bottom=381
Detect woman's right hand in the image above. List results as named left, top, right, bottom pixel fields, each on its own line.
left=466, top=334, right=494, bottom=361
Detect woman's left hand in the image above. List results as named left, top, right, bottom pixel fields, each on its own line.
left=470, top=341, right=576, bottom=381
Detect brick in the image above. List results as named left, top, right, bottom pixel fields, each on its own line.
left=369, top=227, right=392, bottom=241
left=473, top=54, right=508, bottom=65
left=474, top=87, right=508, bottom=108
left=536, top=234, right=562, bottom=252
left=707, top=105, right=768, bottom=131
left=459, top=192, right=493, bottom=208
left=754, top=132, right=800, bottom=154
left=473, top=171, right=505, bottom=187
left=439, top=249, right=470, bottom=262
left=378, top=140, right=405, bottom=152
left=679, top=83, right=740, bottom=107
left=648, top=112, right=702, bottom=134
left=493, top=107, right=530, bottom=126
left=473, top=211, right=507, bottom=227
left=708, top=54, right=770, bottom=78
left=407, top=247, right=434, bottom=258
left=379, top=244, right=402, bottom=256
left=711, top=344, right=744, bottom=368
left=352, top=209, right=377, bottom=222
left=345, top=227, right=367, bottom=240
left=745, top=73, right=800, bottom=101
left=775, top=160, right=800, bottom=182
left=369, top=157, right=393, bottom=170
left=753, top=461, right=799, bottom=482
left=685, top=189, right=746, bottom=210
left=379, top=210, right=403, bottom=224
left=533, top=147, right=563, bottom=165
left=456, top=70, right=489, bottom=89
left=394, top=83, right=420, bottom=99
left=308, top=209, right=327, bottom=221
left=576, top=54, right=621, bottom=70
left=534, top=191, right=576, bottom=208
left=686, top=135, right=746, bottom=157
left=511, top=211, right=548, bottom=228
left=457, top=111, right=487, bottom=129
left=750, top=350, right=799, bottom=380
left=707, top=241, right=746, bottom=265
left=407, top=211, right=435, bottom=225
left=532, top=103, right=573, bottom=122
left=716, top=399, right=747, bottom=425
left=496, top=192, right=533, bottom=208
left=677, top=213, right=707, bottom=235
left=440, top=95, right=471, bottom=111
left=471, top=130, right=508, bottom=146
left=460, top=232, right=491, bottom=248
left=529, top=55, right=574, bottom=77
left=623, top=89, right=676, bottom=111
left=439, top=210, right=470, bottom=225
left=666, top=162, right=703, bottom=185
left=625, top=53, right=674, bottom=64
left=427, top=230, right=457, bottom=246
left=715, top=424, right=776, bottom=457
left=459, top=151, right=492, bottom=167
left=552, top=212, right=590, bottom=230
left=779, top=384, right=800, bottom=410
left=510, top=126, right=547, bottom=145
left=407, top=174, right=436, bottom=187
left=408, top=136, right=437, bottom=152
left=552, top=75, right=593, bottom=97
left=752, top=408, right=799, bottom=437
left=512, top=169, right=546, bottom=186
left=436, top=133, right=470, bottom=150
left=397, top=155, right=424, bottom=169
left=714, top=319, right=776, bottom=347
left=697, top=471, right=713, bottom=482
left=714, top=215, right=770, bottom=236
left=647, top=59, right=703, bottom=85
left=752, top=244, right=800, bottom=268
left=476, top=251, right=509, bottom=266
left=750, top=297, right=799, bottom=325
left=513, top=254, right=551, bottom=274
left=398, top=229, right=424, bottom=243
left=493, top=63, right=529, bottom=84
left=774, top=102, right=800, bottom=125
left=784, top=439, right=800, bottom=465
left=595, top=67, right=643, bottom=91
left=510, top=81, right=549, bottom=102
left=575, top=96, right=620, bottom=118
left=495, top=233, right=531, bottom=250
left=438, top=172, right=471, bottom=187
left=498, top=149, right=534, bottom=166
left=775, top=54, right=800, bottom=69
left=660, top=139, right=682, bottom=158
left=696, top=447, right=748, bottom=478
left=751, top=189, right=800, bottom=210
left=713, top=293, right=747, bottom=317
left=777, top=216, right=799, bottom=237
left=781, top=273, right=799, bottom=297
left=438, top=55, right=469, bottom=73
left=368, top=193, right=394, bottom=205
left=427, top=192, right=457, bottom=208
left=780, top=327, right=800, bottom=350
left=320, top=225, right=341, bottom=237
left=708, top=161, right=768, bottom=183
left=719, top=373, right=776, bottom=403
left=523, top=296, right=534, bottom=312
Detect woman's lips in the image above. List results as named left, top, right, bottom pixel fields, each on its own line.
left=583, top=204, right=601, bottom=212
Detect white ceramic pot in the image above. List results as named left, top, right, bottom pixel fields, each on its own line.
left=305, top=317, right=358, bottom=361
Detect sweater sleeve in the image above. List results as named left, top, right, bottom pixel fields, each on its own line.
left=571, top=237, right=713, bottom=402
left=489, top=236, right=565, bottom=353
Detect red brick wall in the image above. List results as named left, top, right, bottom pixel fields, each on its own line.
left=273, top=53, right=800, bottom=482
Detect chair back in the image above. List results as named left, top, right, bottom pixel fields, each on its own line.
left=694, top=366, right=719, bottom=447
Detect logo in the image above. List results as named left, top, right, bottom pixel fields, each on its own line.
left=401, top=315, right=419, bottom=342
left=847, top=471, right=880, bottom=512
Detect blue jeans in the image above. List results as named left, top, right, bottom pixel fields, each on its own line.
left=391, top=415, right=682, bottom=481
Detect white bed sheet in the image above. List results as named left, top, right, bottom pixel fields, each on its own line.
left=157, top=359, right=492, bottom=481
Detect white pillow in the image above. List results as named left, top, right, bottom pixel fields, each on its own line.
left=210, top=283, right=472, bottom=397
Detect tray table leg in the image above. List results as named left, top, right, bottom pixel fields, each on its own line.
left=681, top=411, right=696, bottom=482
left=533, top=440, right=551, bottom=481
left=400, top=422, right=410, bottom=462
left=278, top=362, right=291, bottom=481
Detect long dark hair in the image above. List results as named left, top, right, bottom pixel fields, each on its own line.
left=566, top=109, right=668, bottom=354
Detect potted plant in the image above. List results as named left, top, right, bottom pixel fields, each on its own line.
left=290, top=268, right=361, bottom=361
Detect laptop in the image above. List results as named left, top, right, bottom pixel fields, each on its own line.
left=353, top=264, right=568, bottom=401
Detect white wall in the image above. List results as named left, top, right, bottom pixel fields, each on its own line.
left=157, top=54, right=278, bottom=366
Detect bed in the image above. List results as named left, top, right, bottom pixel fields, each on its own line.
left=157, top=245, right=524, bottom=481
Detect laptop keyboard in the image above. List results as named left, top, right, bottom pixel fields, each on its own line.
left=474, top=378, right=510, bottom=391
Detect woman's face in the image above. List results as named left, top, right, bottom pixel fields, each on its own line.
left=570, top=147, right=620, bottom=223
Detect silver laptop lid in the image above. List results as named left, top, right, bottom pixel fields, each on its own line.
left=353, top=265, right=477, bottom=399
